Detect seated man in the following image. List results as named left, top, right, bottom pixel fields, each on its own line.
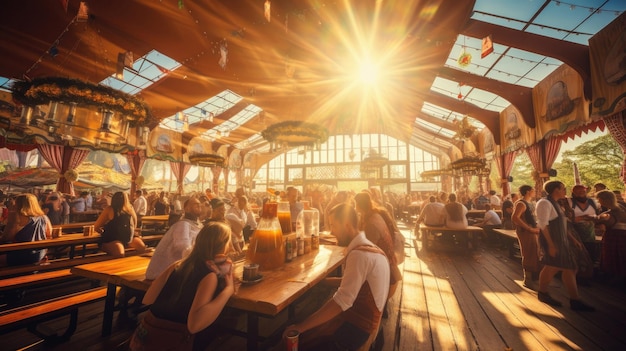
left=478, top=203, right=503, bottom=246
left=415, top=195, right=445, bottom=240
left=284, top=204, right=390, bottom=351
left=145, top=198, right=203, bottom=280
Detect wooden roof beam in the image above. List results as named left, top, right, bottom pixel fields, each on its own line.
left=436, top=66, right=535, bottom=128
left=423, top=91, right=501, bottom=145
left=461, top=18, right=591, bottom=99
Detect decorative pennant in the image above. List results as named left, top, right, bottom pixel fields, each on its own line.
left=59, top=0, right=68, bottom=12
left=123, top=51, right=134, bottom=68
left=481, top=35, right=493, bottom=58
left=49, top=45, right=59, bottom=58
left=458, top=51, right=472, bottom=67
left=156, top=64, right=170, bottom=75
left=218, top=42, right=228, bottom=70
left=77, top=2, right=89, bottom=22
left=265, top=1, right=271, bottom=23
left=116, top=53, right=125, bottom=80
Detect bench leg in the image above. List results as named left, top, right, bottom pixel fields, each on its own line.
left=102, top=283, right=117, bottom=337
left=26, top=308, right=79, bottom=344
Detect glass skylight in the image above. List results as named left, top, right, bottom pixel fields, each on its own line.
left=160, top=90, right=242, bottom=131
left=100, top=49, right=181, bottom=95
left=0, top=77, right=17, bottom=92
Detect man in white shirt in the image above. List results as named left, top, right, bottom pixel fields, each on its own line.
left=417, top=196, right=446, bottom=227
left=478, top=203, right=503, bottom=246
left=133, top=189, right=147, bottom=228
left=145, top=198, right=203, bottom=280
left=489, top=190, right=502, bottom=209
left=284, top=203, right=390, bottom=350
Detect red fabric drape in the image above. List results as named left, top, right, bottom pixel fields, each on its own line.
left=603, top=111, right=626, bottom=182
left=125, top=151, right=146, bottom=195
left=169, top=161, right=191, bottom=194
left=525, top=137, right=562, bottom=194
left=526, top=141, right=543, bottom=192
left=544, top=136, right=562, bottom=172
left=495, top=151, right=518, bottom=196
left=37, top=144, right=89, bottom=196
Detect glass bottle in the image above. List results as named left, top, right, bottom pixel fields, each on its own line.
left=296, top=201, right=320, bottom=250
left=247, top=202, right=284, bottom=270
left=277, top=201, right=292, bottom=235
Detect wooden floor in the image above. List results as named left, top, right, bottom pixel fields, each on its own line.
left=2, top=222, right=626, bottom=350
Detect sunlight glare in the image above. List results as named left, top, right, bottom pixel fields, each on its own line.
left=357, top=58, right=379, bottom=85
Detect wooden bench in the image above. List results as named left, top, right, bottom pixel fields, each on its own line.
left=493, top=228, right=520, bottom=258
left=420, top=226, right=484, bottom=252
left=0, top=287, right=107, bottom=344
left=0, top=269, right=76, bottom=292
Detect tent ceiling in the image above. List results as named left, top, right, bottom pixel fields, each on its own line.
left=1, top=0, right=624, bottom=157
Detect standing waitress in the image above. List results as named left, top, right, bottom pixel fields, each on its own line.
left=535, top=180, right=594, bottom=311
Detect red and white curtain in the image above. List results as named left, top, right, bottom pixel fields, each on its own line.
left=170, top=161, right=191, bottom=194
left=37, top=144, right=89, bottom=196
left=525, top=136, right=562, bottom=194
left=125, top=151, right=146, bottom=195
left=494, top=150, right=518, bottom=196
left=603, top=111, right=626, bottom=183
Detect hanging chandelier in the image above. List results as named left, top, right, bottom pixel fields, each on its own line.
left=188, top=153, right=225, bottom=167
left=10, top=77, right=156, bottom=151
left=261, top=120, right=329, bottom=151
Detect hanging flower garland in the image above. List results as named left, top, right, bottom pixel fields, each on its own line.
left=11, top=77, right=156, bottom=127
left=261, top=120, right=329, bottom=147
left=63, top=169, right=79, bottom=182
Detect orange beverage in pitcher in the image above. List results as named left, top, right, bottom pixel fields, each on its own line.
left=247, top=202, right=285, bottom=270
left=277, top=211, right=292, bottom=234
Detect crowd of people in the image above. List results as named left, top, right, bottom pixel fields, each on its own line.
left=2, top=180, right=626, bottom=349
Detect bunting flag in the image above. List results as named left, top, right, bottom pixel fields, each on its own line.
left=123, top=51, right=134, bottom=68
left=156, top=64, right=170, bottom=74
left=265, top=1, right=271, bottom=23
left=59, top=0, right=68, bottom=12
left=481, top=35, right=493, bottom=58
left=77, top=2, right=89, bottom=22
left=116, top=53, right=125, bottom=80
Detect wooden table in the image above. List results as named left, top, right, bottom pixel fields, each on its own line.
left=421, top=225, right=484, bottom=251
left=0, top=233, right=101, bottom=258
left=141, top=215, right=169, bottom=223
left=493, top=228, right=519, bottom=258
left=55, top=221, right=95, bottom=234
left=71, top=245, right=345, bottom=350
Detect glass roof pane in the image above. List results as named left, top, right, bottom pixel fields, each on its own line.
left=0, top=77, right=16, bottom=92
left=235, top=133, right=264, bottom=149
left=415, top=120, right=455, bottom=138
left=100, top=49, right=181, bottom=95
left=430, top=77, right=507, bottom=113
left=421, top=102, right=485, bottom=129
left=472, top=0, right=624, bottom=45
left=160, top=90, right=243, bottom=132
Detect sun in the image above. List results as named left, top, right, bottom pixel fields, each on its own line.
left=356, top=57, right=380, bottom=86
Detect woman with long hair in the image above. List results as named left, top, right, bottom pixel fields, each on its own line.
left=0, top=193, right=52, bottom=266
left=512, top=185, right=541, bottom=288
left=535, top=180, right=594, bottom=311
left=130, top=222, right=235, bottom=351
left=42, top=191, right=63, bottom=225
left=94, top=191, right=145, bottom=257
